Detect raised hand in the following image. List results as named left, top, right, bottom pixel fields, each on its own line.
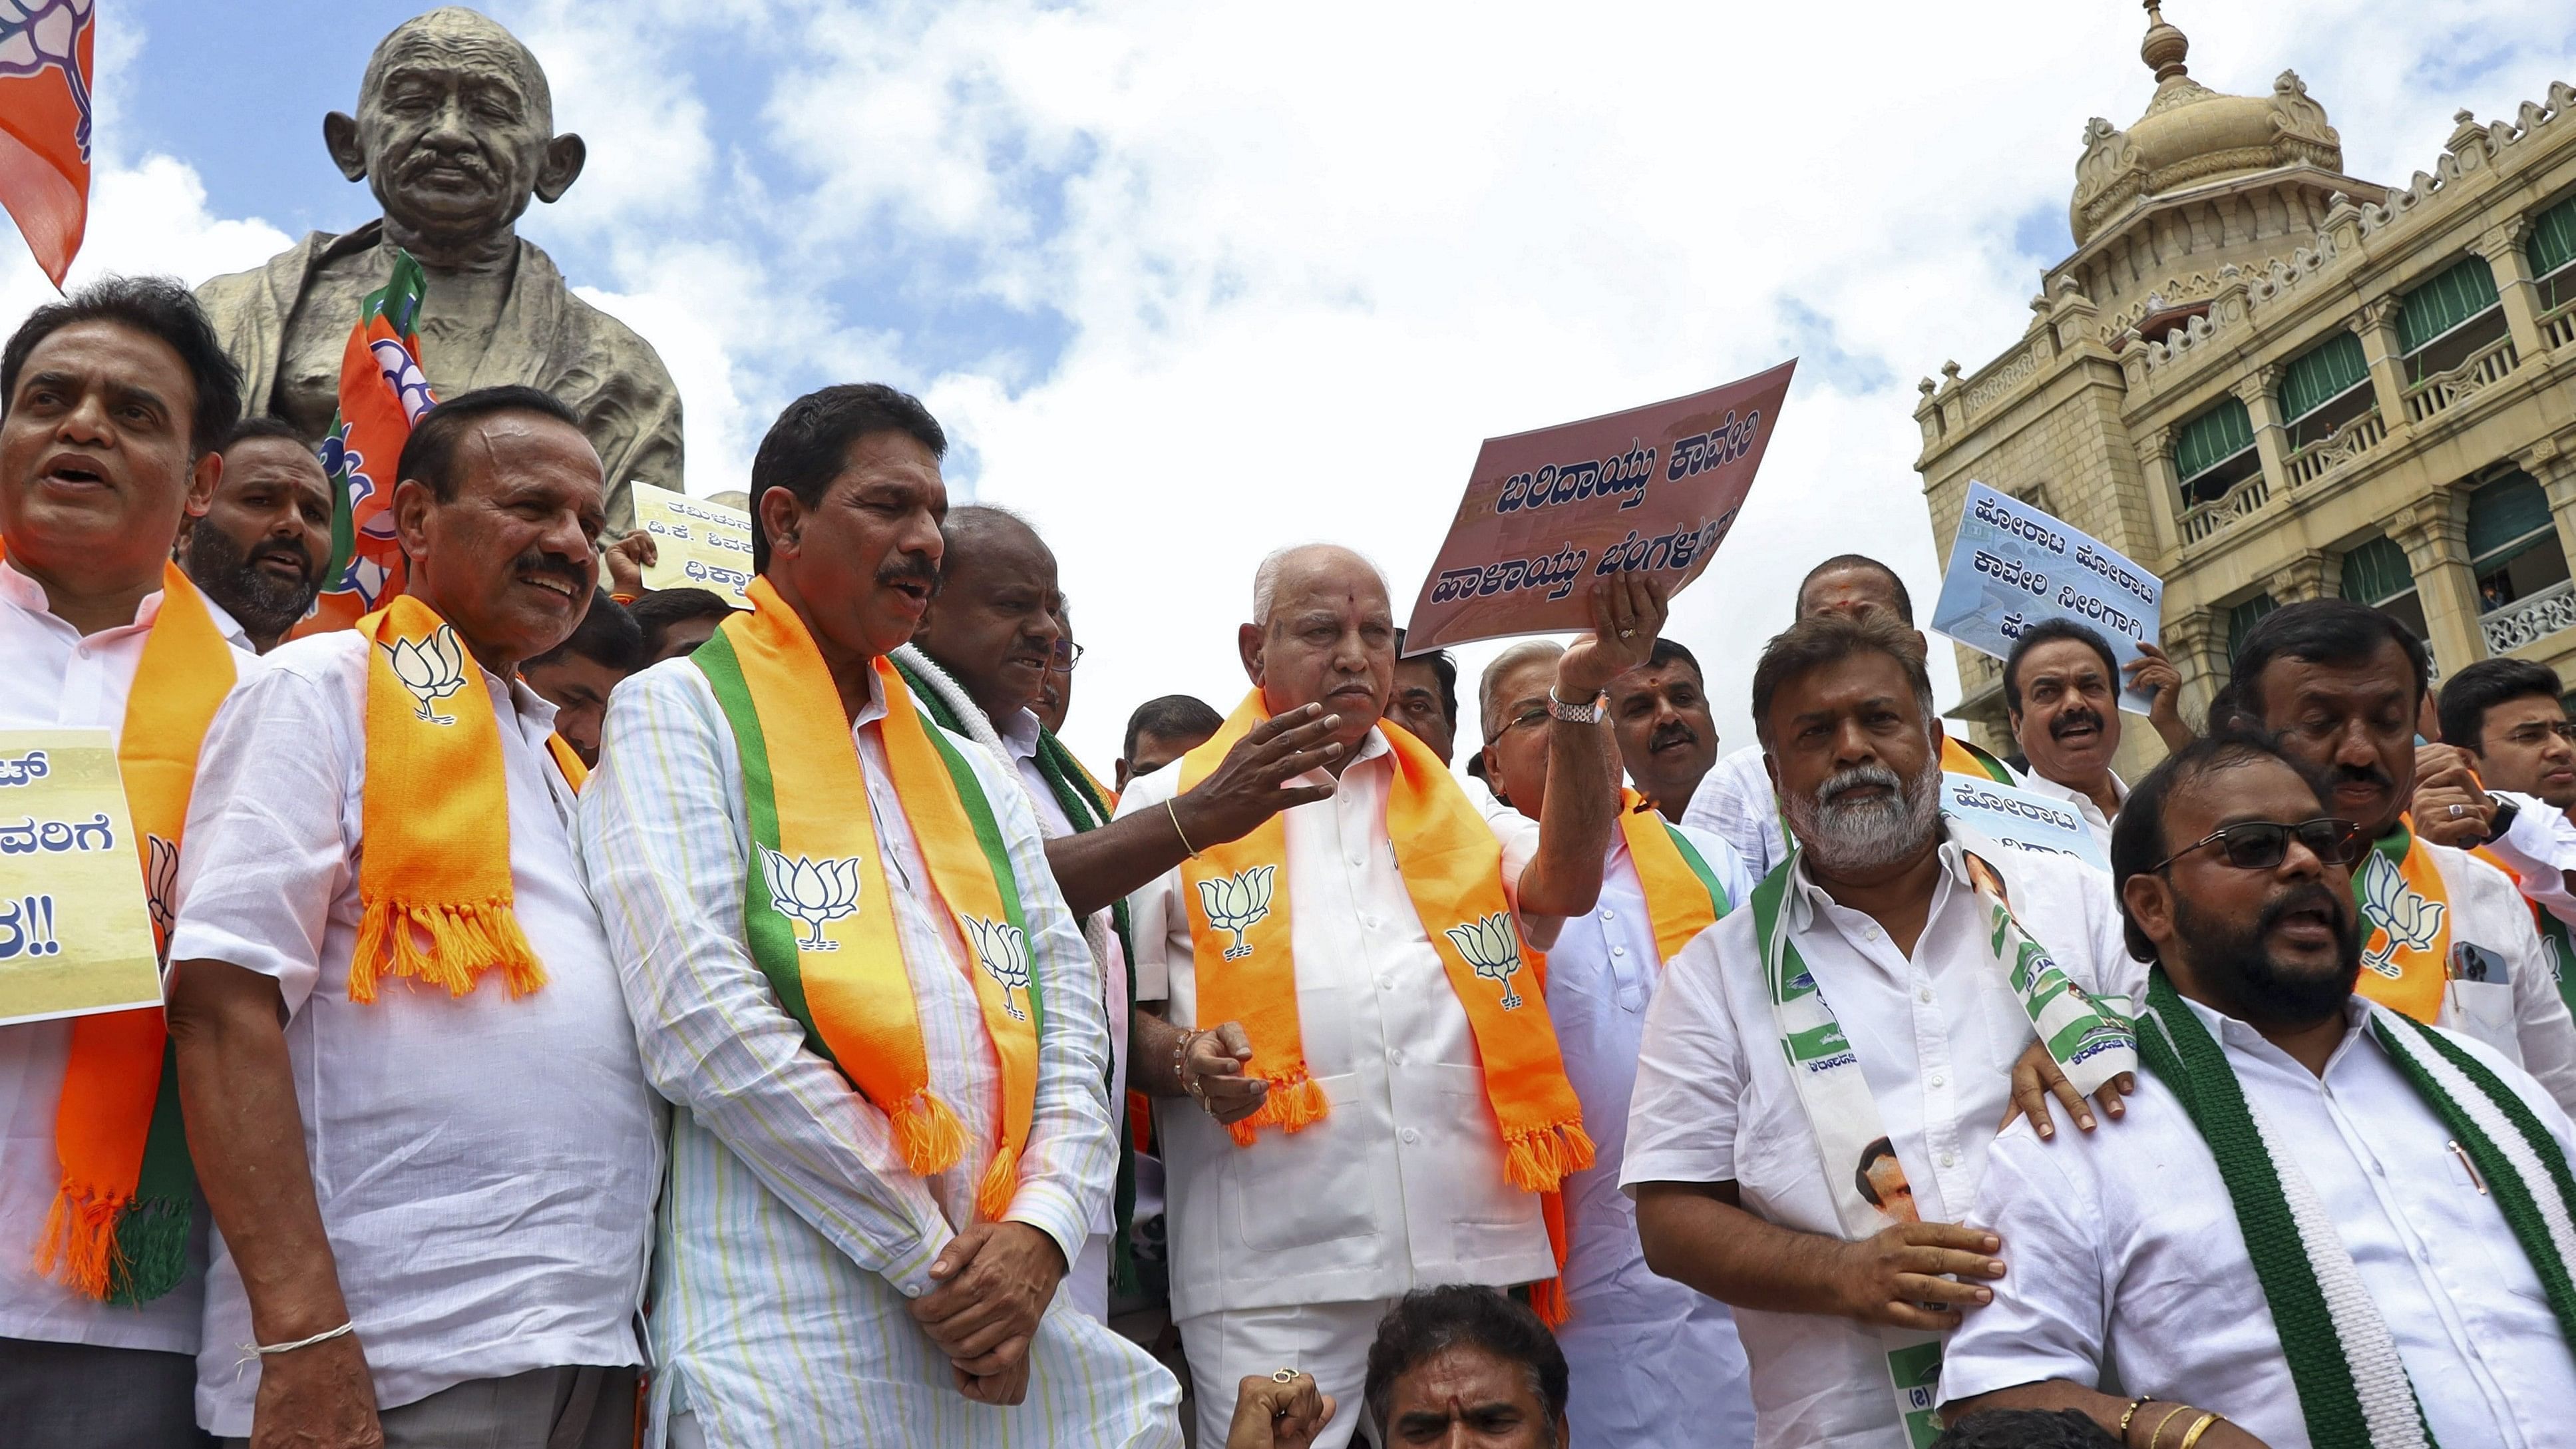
left=1555, top=573, right=1672, bottom=701
left=1171, top=704, right=1346, bottom=848
left=604, top=528, right=657, bottom=596
left=2413, top=741, right=2493, bottom=848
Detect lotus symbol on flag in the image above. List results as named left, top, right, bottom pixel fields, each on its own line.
left=2358, top=850, right=2443, bottom=979
left=145, top=833, right=177, bottom=958
left=1445, top=913, right=1526, bottom=1010
left=383, top=626, right=469, bottom=724
left=370, top=337, right=436, bottom=425
left=966, top=917, right=1033, bottom=1021
left=760, top=847, right=861, bottom=950
left=0, top=1, right=94, bottom=159
left=1196, top=865, right=1275, bottom=960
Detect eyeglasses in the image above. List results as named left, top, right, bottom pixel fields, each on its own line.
left=2499, top=721, right=2576, bottom=747
left=2149, top=817, right=2365, bottom=873
left=1049, top=640, right=1085, bottom=670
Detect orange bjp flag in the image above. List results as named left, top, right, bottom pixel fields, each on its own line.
left=0, top=0, right=95, bottom=287
left=301, top=251, right=437, bottom=635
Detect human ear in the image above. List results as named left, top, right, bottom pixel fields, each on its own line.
left=1238, top=622, right=1265, bottom=686
left=323, top=112, right=367, bottom=182
left=533, top=133, right=586, bottom=204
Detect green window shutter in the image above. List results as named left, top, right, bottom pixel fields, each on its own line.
left=2277, top=331, right=2370, bottom=423
left=2468, top=475, right=2553, bottom=565
left=2531, top=192, right=2576, bottom=282
left=2174, top=398, right=2256, bottom=483
left=2397, top=255, right=2502, bottom=353
left=2227, top=594, right=2279, bottom=664
left=2339, top=535, right=2417, bottom=605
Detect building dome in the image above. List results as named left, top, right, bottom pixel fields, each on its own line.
left=2070, top=3, right=2345, bottom=246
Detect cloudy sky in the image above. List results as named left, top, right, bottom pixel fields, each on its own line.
left=14, top=0, right=2576, bottom=765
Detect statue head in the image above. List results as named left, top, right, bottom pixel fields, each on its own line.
left=325, top=8, right=584, bottom=249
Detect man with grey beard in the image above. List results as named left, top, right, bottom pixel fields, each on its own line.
left=1620, top=610, right=2136, bottom=1449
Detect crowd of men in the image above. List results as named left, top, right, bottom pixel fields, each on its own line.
left=2, top=274, right=2575, bottom=1449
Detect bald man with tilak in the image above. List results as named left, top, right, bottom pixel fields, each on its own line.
left=1116, top=544, right=1664, bottom=1448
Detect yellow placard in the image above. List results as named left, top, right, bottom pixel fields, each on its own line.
left=0, top=729, right=162, bottom=1026
left=632, top=482, right=755, bottom=608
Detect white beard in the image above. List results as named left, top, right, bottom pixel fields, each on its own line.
left=1785, top=757, right=1943, bottom=874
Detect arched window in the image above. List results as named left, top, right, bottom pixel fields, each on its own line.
left=2338, top=535, right=2428, bottom=644
left=2279, top=331, right=2373, bottom=453
left=2174, top=398, right=2259, bottom=508
left=2398, top=256, right=2508, bottom=385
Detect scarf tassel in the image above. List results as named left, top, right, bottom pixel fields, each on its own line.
left=889, top=1090, right=969, bottom=1177
left=1223, top=1072, right=1332, bottom=1147
left=33, top=1185, right=187, bottom=1305
left=352, top=896, right=548, bottom=1002
left=976, top=1145, right=1021, bottom=1221
left=1502, top=1119, right=1596, bottom=1195
left=1525, top=1275, right=1568, bottom=1327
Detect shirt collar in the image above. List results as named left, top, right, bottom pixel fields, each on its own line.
left=197, top=592, right=254, bottom=652
left=0, top=557, right=165, bottom=637
left=2174, top=988, right=2374, bottom=1076
left=1782, top=822, right=1968, bottom=932
left=2020, top=767, right=2127, bottom=807
left=999, top=706, right=1043, bottom=761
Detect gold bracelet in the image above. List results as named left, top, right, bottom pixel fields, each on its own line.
left=2146, top=1405, right=2191, bottom=1449
left=2176, top=1414, right=2223, bottom=1449
left=2116, top=1397, right=2155, bottom=1444
left=1166, top=799, right=1200, bottom=859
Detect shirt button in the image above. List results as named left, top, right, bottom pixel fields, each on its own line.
left=1865, top=925, right=1881, bottom=940
left=1919, top=987, right=1935, bottom=1004
left=1401, top=1128, right=1421, bottom=1145
left=1600, top=909, right=1616, bottom=922
left=1348, top=853, right=1366, bottom=869
left=1358, top=916, right=1379, bottom=931
left=903, top=1283, right=923, bottom=1298
left=1940, top=1151, right=1958, bottom=1168
left=1611, top=946, right=1626, bottom=958
left=1929, top=1074, right=1946, bottom=1090
left=1378, top=976, right=1395, bottom=992
left=1387, top=1048, right=1405, bottom=1066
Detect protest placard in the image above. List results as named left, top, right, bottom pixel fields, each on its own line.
left=633, top=483, right=755, bottom=607
left=0, top=729, right=164, bottom=1028
left=1930, top=483, right=2163, bottom=712
left=1401, top=361, right=1796, bottom=654
left=1940, top=769, right=2109, bottom=874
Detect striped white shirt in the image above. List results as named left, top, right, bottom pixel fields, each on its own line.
left=574, top=658, right=1181, bottom=1448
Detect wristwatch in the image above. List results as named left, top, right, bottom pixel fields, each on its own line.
left=2485, top=792, right=2521, bottom=840
left=1547, top=688, right=1606, bottom=725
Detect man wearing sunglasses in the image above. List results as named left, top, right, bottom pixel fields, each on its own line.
left=1940, top=731, right=2576, bottom=1444
left=2218, top=600, right=2576, bottom=1112
left=2436, top=658, right=2576, bottom=1014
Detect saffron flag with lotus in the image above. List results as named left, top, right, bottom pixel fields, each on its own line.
left=305, top=251, right=439, bottom=634
left=0, top=0, right=96, bottom=286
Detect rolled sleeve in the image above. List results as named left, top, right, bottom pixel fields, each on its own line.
left=166, top=660, right=350, bottom=1012
left=1620, top=923, right=1750, bottom=1191
left=1936, top=1125, right=2110, bottom=1408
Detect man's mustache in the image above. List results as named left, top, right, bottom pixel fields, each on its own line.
left=510, top=548, right=588, bottom=589
left=1815, top=762, right=1903, bottom=807
left=250, top=540, right=317, bottom=583
left=878, top=554, right=940, bottom=590
left=1649, top=721, right=1698, bottom=752
left=2261, top=881, right=2355, bottom=944
left=2330, top=760, right=2396, bottom=793
left=2051, top=706, right=2105, bottom=740
left=400, top=149, right=495, bottom=186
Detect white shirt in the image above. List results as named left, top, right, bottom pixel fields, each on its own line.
left=1682, top=744, right=1786, bottom=880
left=167, top=630, right=662, bottom=1434
left=1941, top=995, right=2576, bottom=1448
left=196, top=592, right=254, bottom=653
left=2473, top=791, right=2576, bottom=978
left=2013, top=767, right=2125, bottom=853
left=1620, top=826, right=2131, bottom=1449
left=0, top=562, right=255, bottom=1355
left=1121, top=726, right=1556, bottom=1321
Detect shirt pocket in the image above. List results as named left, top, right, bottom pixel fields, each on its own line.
left=1232, top=1073, right=1377, bottom=1252
left=1429, top=1062, right=1541, bottom=1229
left=2443, top=977, right=2521, bottom=1064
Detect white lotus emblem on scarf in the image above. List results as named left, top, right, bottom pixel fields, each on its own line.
left=966, top=917, right=1032, bottom=1020
left=761, top=847, right=862, bottom=950
left=2358, top=849, right=2442, bottom=979
left=144, top=833, right=176, bottom=964
left=1445, top=913, right=1526, bottom=1010
left=1197, top=865, right=1276, bottom=960
left=383, top=626, right=468, bottom=725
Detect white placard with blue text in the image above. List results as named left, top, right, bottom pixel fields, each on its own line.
left=1931, top=483, right=2162, bottom=713
left=1940, top=772, right=2109, bottom=875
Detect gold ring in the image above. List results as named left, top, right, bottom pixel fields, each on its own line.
left=1272, top=1368, right=1299, bottom=1383
left=1618, top=628, right=1636, bottom=638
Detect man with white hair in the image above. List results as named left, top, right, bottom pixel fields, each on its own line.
left=1624, top=611, right=2137, bottom=1448
left=1118, top=544, right=1663, bottom=1448
left=1474, top=642, right=1757, bottom=1448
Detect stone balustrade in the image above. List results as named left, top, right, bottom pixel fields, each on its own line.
left=2403, top=335, right=2520, bottom=423
left=2179, top=473, right=2271, bottom=545
left=2282, top=411, right=2388, bottom=489
left=2482, top=576, right=2576, bottom=652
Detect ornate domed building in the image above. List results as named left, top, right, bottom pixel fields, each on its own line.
left=1918, top=2, right=2576, bottom=771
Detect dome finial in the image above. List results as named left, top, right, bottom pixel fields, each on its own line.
left=2141, top=1, right=2190, bottom=83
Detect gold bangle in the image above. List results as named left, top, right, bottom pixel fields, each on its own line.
left=2147, top=1406, right=2191, bottom=1449
left=1166, top=799, right=1200, bottom=859
left=2116, top=1397, right=2155, bottom=1443
left=2176, top=1414, right=2223, bottom=1449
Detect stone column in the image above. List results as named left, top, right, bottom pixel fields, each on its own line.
left=2266, top=549, right=2332, bottom=604
left=2477, top=218, right=2548, bottom=362
left=2357, top=298, right=2413, bottom=433
left=2135, top=425, right=2183, bottom=563
left=2237, top=366, right=2290, bottom=497
left=2159, top=608, right=2228, bottom=728
left=2390, top=487, right=2485, bottom=674
left=2528, top=435, right=2576, bottom=593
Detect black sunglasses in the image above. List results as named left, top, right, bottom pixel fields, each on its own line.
left=2150, top=817, right=2366, bottom=873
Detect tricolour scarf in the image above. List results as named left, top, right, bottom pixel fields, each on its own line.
left=37, top=562, right=235, bottom=1303
left=1177, top=693, right=1593, bottom=1194
left=2352, top=821, right=2450, bottom=1026
left=696, top=581, right=1040, bottom=1218
left=350, top=596, right=545, bottom=1002
left=1942, top=735, right=2016, bottom=784
left=2135, top=969, right=2576, bottom=1448
left=1620, top=789, right=1731, bottom=960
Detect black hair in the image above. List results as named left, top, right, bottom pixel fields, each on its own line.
left=1645, top=636, right=1702, bottom=680
left=628, top=587, right=735, bottom=659
left=216, top=415, right=311, bottom=455
left=1123, top=694, right=1224, bottom=763
left=748, top=383, right=947, bottom=574
left=1362, top=1285, right=1568, bottom=1434
left=2107, top=729, right=2326, bottom=963
left=1392, top=628, right=1459, bottom=727
left=1797, top=553, right=1913, bottom=624
left=1930, top=1409, right=2123, bottom=1449
left=525, top=589, right=647, bottom=674
left=2224, top=598, right=2430, bottom=726
left=395, top=385, right=582, bottom=503
left=2002, top=619, right=2119, bottom=716
left=1854, top=1136, right=1899, bottom=1207
left=2438, top=657, right=2565, bottom=753
left=1, top=275, right=243, bottom=456
left=1751, top=610, right=1934, bottom=749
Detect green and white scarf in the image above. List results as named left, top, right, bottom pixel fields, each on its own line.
left=2135, top=970, right=2576, bottom=1448
left=1750, top=835, right=2136, bottom=1448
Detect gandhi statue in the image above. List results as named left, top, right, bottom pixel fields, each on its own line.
left=196, top=7, right=682, bottom=529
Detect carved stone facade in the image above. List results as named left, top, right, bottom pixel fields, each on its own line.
left=1917, top=5, right=2576, bottom=777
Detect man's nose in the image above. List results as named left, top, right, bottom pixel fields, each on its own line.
left=56, top=390, right=110, bottom=445
left=1828, top=718, right=1878, bottom=768
left=2331, top=720, right=2380, bottom=768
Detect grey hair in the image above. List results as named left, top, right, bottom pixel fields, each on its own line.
left=1479, top=640, right=1565, bottom=743
left=1250, top=543, right=1383, bottom=628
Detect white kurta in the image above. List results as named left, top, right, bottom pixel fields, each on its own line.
left=0, top=562, right=254, bottom=1356
left=2012, top=767, right=2125, bottom=853
left=1620, top=827, right=2130, bottom=1449
left=1680, top=744, right=1787, bottom=881
left=1482, top=793, right=1757, bottom=1448
left=1941, top=994, right=2576, bottom=1448
left=576, top=660, right=1179, bottom=1448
